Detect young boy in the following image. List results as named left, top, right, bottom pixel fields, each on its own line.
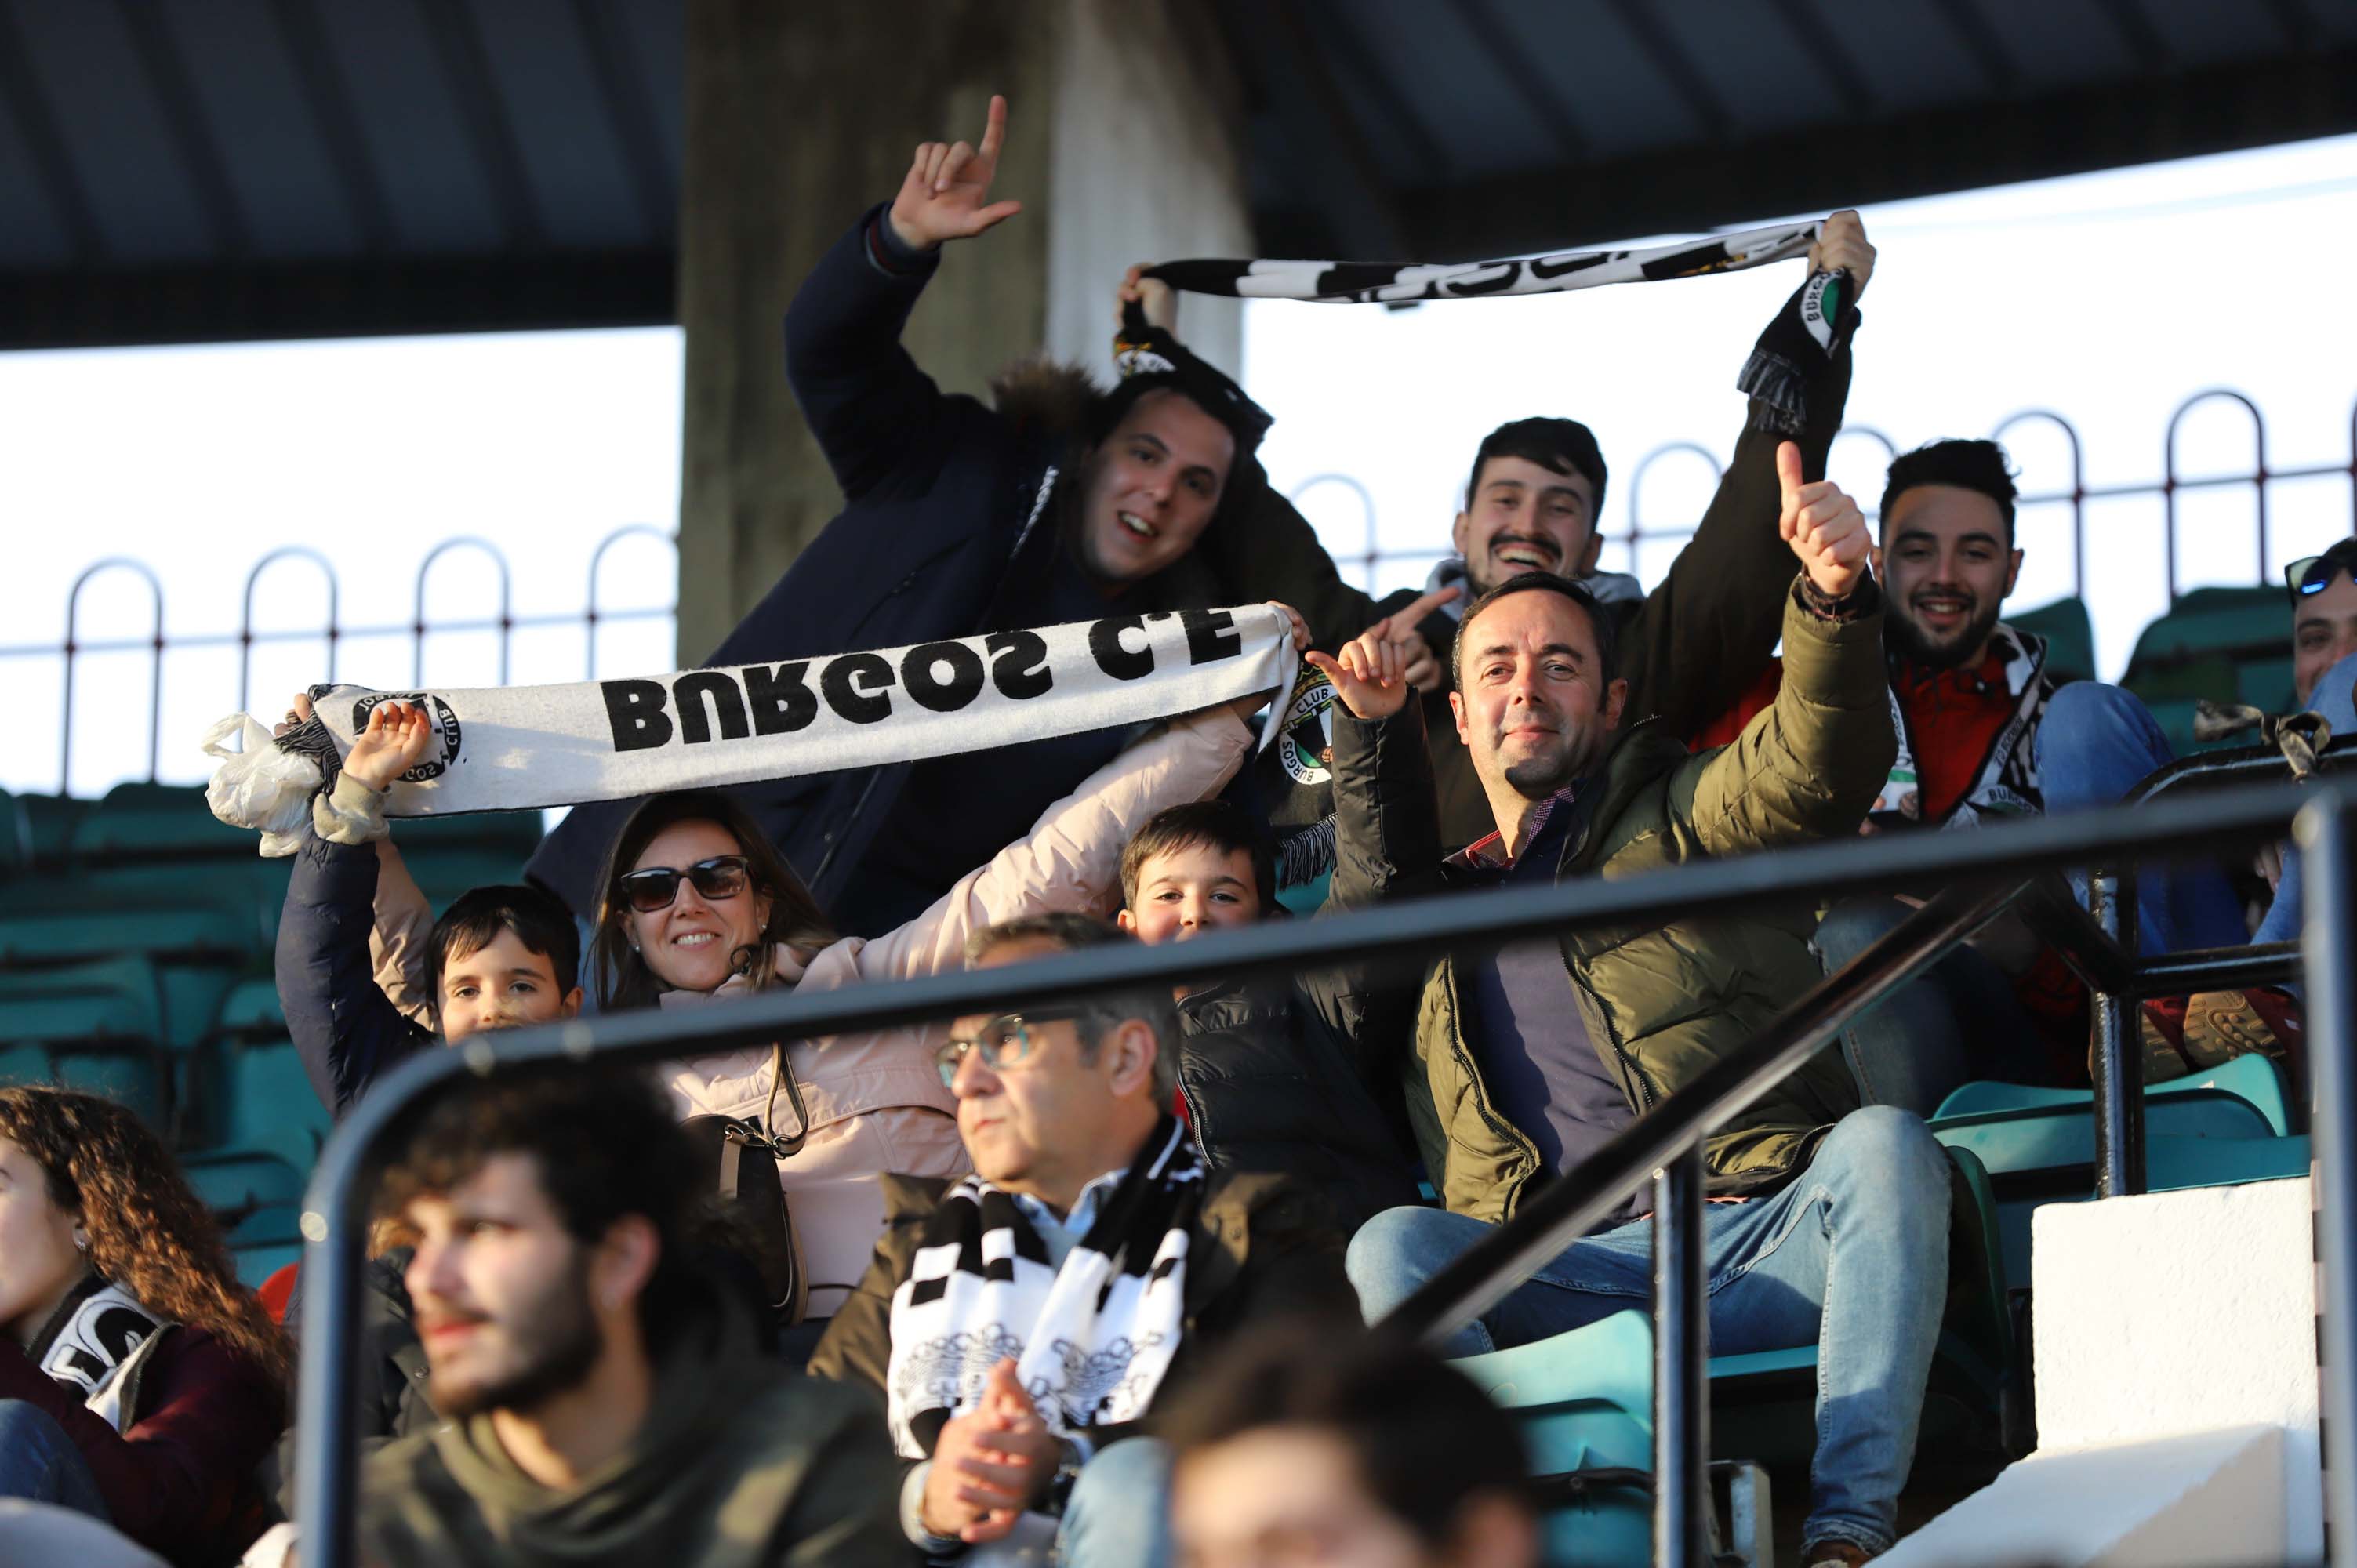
left=274, top=696, right=583, bottom=1119
left=1116, top=603, right=1446, bottom=1229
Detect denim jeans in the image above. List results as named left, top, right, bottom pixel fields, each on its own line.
left=2035, top=682, right=2247, bottom=953
left=0, top=1399, right=109, bottom=1519
left=1058, top=1436, right=1172, bottom=1568
left=1346, top=1108, right=1951, bottom=1556
left=2253, top=652, right=2357, bottom=949
left=1816, top=896, right=2053, bottom=1115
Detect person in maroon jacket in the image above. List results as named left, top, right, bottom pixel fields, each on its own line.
left=0, top=1087, right=287, bottom=1566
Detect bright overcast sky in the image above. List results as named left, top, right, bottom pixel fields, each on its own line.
left=2, top=131, right=2352, bottom=800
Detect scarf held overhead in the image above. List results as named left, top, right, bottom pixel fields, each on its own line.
left=885, top=1119, right=1201, bottom=1459
left=1142, top=221, right=1855, bottom=437
left=203, top=604, right=1297, bottom=840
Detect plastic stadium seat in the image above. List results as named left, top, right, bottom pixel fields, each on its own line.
left=194, top=1033, right=330, bottom=1174
left=0, top=956, right=172, bottom=1127
left=1450, top=1149, right=2016, bottom=1563
left=2007, top=596, right=2097, bottom=686
left=16, top=794, right=88, bottom=871
left=182, top=1149, right=306, bottom=1221
left=227, top=1205, right=304, bottom=1289
left=2120, top=586, right=2297, bottom=754
left=1934, top=1054, right=2293, bottom=1138
left=214, top=976, right=286, bottom=1040
left=0, top=788, right=27, bottom=881
left=258, top=1262, right=300, bottom=1324
left=70, top=782, right=259, bottom=862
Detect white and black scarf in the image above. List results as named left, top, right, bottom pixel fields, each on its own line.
left=28, top=1275, right=176, bottom=1433
left=1144, top=221, right=1854, bottom=435
left=1880, top=624, right=2059, bottom=827
left=884, top=1119, right=1201, bottom=1460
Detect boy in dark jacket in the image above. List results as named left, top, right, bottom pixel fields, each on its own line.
left=529, top=95, right=1331, bottom=937
left=273, top=696, right=581, bottom=1120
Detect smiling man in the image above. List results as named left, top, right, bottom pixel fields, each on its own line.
left=808, top=914, right=1356, bottom=1568
left=529, top=95, right=1294, bottom=939
left=1224, top=214, right=1876, bottom=879
left=357, top=1069, right=900, bottom=1567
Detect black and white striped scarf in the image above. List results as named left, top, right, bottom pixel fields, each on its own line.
left=1141, top=220, right=1854, bottom=437
left=884, top=1118, right=1201, bottom=1459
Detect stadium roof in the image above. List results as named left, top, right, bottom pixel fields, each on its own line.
left=2, top=0, right=2351, bottom=349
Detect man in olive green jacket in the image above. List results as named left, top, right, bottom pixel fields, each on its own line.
left=1340, top=446, right=1947, bottom=1567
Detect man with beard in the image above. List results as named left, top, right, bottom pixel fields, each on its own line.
left=1344, top=452, right=1950, bottom=1567
left=272, top=696, right=583, bottom=1117
left=1225, top=213, right=1877, bottom=888
left=356, top=1068, right=901, bottom=1566
left=1707, top=439, right=2248, bottom=1106
left=527, top=95, right=1320, bottom=938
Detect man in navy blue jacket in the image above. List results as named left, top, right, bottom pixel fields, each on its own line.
left=527, top=96, right=1307, bottom=937
left=276, top=697, right=582, bottom=1119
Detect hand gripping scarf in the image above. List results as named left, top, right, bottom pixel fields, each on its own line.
left=1133, top=219, right=1857, bottom=436
left=202, top=604, right=1298, bottom=850
left=885, top=1117, right=1201, bottom=1460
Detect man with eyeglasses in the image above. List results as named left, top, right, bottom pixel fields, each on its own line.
left=808, top=913, right=1356, bottom=1568
left=2241, top=539, right=2357, bottom=956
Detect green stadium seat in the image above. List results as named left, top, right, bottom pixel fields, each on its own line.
left=2120, top=586, right=2297, bottom=754
left=0, top=956, right=173, bottom=1127
left=1451, top=1149, right=2014, bottom=1563
left=214, top=975, right=286, bottom=1039
left=70, top=782, right=260, bottom=862
left=17, top=793, right=88, bottom=870
left=2008, top=596, right=2097, bottom=685
left=182, top=1149, right=306, bottom=1221
left=227, top=1204, right=304, bottom=1289
left=1934, top=1054, right=2293, bottom=1138
left=0, top=788, right=27, bottom=881
left=194, top=1036, right=330, bottom=1171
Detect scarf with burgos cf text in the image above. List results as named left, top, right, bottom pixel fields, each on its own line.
left=884, top=1117, right=1201, bottom=1460
left=1139, top=220, right=1858, bottom=435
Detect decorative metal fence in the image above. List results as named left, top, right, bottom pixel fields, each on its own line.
left=8, top=387, right=2354, bottom=796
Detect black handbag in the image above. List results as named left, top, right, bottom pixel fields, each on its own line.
left=680, top=1044, right=812, bottom=1327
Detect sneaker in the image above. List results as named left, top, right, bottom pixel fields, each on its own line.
left=1802, top=1542, right=1873, bottom=1567
left=2137, top=987, right=2303, bottom=1081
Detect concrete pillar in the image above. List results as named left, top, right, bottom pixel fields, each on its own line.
left=673, top=0, right=1250, bottom=662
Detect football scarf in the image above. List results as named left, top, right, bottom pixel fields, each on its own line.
left=884, top=1117, right=1201, bottom=1459
left=203, top=604, right=1298, bottom=847
left=1141, top=221, right=1856, bottom=436
left=30, top=1275, right=176, bottom=1433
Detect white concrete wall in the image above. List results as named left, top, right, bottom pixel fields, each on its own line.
left=1883, top=1176, right=2322, bottom=1566
left=1044, top=0, right=1251, bottom=379
left=2034, top=1177, right=2322, bottom=1555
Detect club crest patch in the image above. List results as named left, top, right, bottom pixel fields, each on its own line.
left=350, top=691, right=463, bottom=782
left=1277, top=663, right=1338, bottom=786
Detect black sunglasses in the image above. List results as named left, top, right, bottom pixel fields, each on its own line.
left=2286, top=539, right=2357, bottom=608
left=616, top=855, right=752, bottom=913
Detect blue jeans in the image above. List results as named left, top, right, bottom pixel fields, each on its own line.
left=1059, top=1436, right=1171, bottom=1568
left=2036, top=682, right=2247, bottom=953
left=1816, top=897, right=2053, bottom=1114
left=0, top=1400, right=108, bottom=1519
left=1346, top=1108, right=1950, bottom=1556
left=2253, top=652, right=2357, bottom=948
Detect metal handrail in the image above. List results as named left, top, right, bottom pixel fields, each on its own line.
left=292, top=775, right=2357, bottom=1566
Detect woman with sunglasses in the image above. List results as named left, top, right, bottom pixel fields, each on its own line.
left=587, top=686, right=1277, bottom=1340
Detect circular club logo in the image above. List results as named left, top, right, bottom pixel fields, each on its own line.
left=350, top=691, right=463, bottom=782
left=1277, top=664, right=1337, bottom=786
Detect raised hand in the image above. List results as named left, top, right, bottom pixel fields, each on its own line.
left=272, top=691, right=315, bottom=740
left=887, top=95, right=1023, bottom=252
left=1117, top=262, right=1178, bottom=333
left=1778, top=442, right=1870, bottom=601
left=343, top=701, right=436, bottom=793
left=1807, top=209, right=1875, bottom=301
left=1306, top=586, right=1461, bottom=721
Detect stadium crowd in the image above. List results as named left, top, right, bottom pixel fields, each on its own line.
left=1, top=93, right=2349, bottom=1568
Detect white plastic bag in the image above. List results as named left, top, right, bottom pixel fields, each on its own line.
left=202, top=713, right=326, bottom=858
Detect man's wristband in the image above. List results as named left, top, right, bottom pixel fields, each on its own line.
left=1794, top=571, right=1877, bottom=623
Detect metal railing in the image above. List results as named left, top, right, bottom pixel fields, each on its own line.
left=4, top=524, right=677, bottom=794
left=10, top=385, right=2352, bottom=795
left=1302, top=387, right=2357, bottom=605
left=290, top=764, right=2357, bottom=1566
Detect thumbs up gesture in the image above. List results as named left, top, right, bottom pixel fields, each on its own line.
left=1778, top=441, right=1870, bottom=600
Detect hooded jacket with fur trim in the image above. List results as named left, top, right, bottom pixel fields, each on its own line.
left=528, top=206, right=1311, bottom=936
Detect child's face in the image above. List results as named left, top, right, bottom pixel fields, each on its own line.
left=1119, top=843, right=1262, bottom=945
left=438, top=928, right=581, bottom=1043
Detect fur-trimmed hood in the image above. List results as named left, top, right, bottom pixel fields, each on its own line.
left=989, top=356, right=1105, bottom=437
